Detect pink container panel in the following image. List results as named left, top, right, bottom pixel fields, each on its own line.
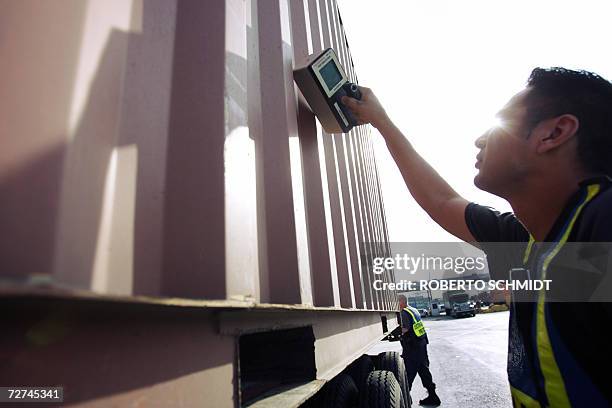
left=0, top=0, right=394, bottom=311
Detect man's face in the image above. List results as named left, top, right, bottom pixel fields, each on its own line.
left=398, top=298, right=406, bottom=309
left=473, top=88, right=536, bottom=196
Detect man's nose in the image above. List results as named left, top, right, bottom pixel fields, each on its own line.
left=474, top=131, right=489, bottom=149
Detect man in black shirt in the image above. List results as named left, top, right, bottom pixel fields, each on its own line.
left=343, top=67, right=612, bottom=407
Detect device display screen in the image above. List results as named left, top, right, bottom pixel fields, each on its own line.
left=320, top=60, right=343, bottom=91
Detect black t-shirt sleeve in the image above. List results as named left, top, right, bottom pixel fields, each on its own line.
left=400, top=309, right=412, bottom=331
left=400, top=310, right=417, bottom=344
left=464, top=202, right=529, bottom=243
left=464, top=202, right=530, bottom=280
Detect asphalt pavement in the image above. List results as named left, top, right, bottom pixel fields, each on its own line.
left=367, top=311, right=511, bottom=408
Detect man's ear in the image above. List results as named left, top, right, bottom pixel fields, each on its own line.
left=535, top=114, right=580, bottom=154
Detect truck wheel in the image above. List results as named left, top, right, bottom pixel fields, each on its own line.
left=376, top=351, right=410, bottom=407
left=321, top=373, right=358, bottom=408
left=346, top=355, right=374, bottom=397
left=363, top=370, right=404, bottom=408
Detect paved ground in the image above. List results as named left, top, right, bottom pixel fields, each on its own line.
left=367, top=311, right=511, bottom=407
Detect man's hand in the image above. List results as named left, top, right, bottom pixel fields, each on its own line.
left=341, top=86, right=391, bottom=129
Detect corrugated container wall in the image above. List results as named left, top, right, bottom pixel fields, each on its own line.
left=0, top=0, right=396, bottom=311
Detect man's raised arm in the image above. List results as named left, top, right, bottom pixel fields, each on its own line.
left=342, top=88, right=476, bottom=243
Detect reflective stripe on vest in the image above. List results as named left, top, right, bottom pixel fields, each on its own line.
left=403, top=307, right=426, bottom=337
left=511, top=385, right=542, bottom=408
left=513, top=183, right=601, bottom=407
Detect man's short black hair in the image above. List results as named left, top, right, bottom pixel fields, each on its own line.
left=524, top=67, right=612, bottom=176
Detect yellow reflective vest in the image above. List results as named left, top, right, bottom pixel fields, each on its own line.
left=403, top=306, right=426, bottom=338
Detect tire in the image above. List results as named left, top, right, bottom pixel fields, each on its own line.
left=321, top=373, right=359, bottom=408
left=363, top=370, right=403, bottom=408
left=376, top=351, right=410, bottom=408
left=346, top=355, right=374, bottom=397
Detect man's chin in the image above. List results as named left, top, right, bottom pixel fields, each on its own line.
left=474, top=172, right=507, bottom=197
left=474, top=172, right=491, bottom=193
left=474, top=172, right=484, bottom=190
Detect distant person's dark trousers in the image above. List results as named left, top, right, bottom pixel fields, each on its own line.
left=402, top=339, right=436, bottom=392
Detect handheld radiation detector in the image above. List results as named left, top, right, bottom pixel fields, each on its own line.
left=293, top=48, right=362, bottom=133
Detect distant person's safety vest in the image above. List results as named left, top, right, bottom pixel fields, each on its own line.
left=403, top=306, right=426, bottom=337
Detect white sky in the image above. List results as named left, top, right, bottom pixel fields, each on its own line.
left=338, top=0, right=612, bottom=242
